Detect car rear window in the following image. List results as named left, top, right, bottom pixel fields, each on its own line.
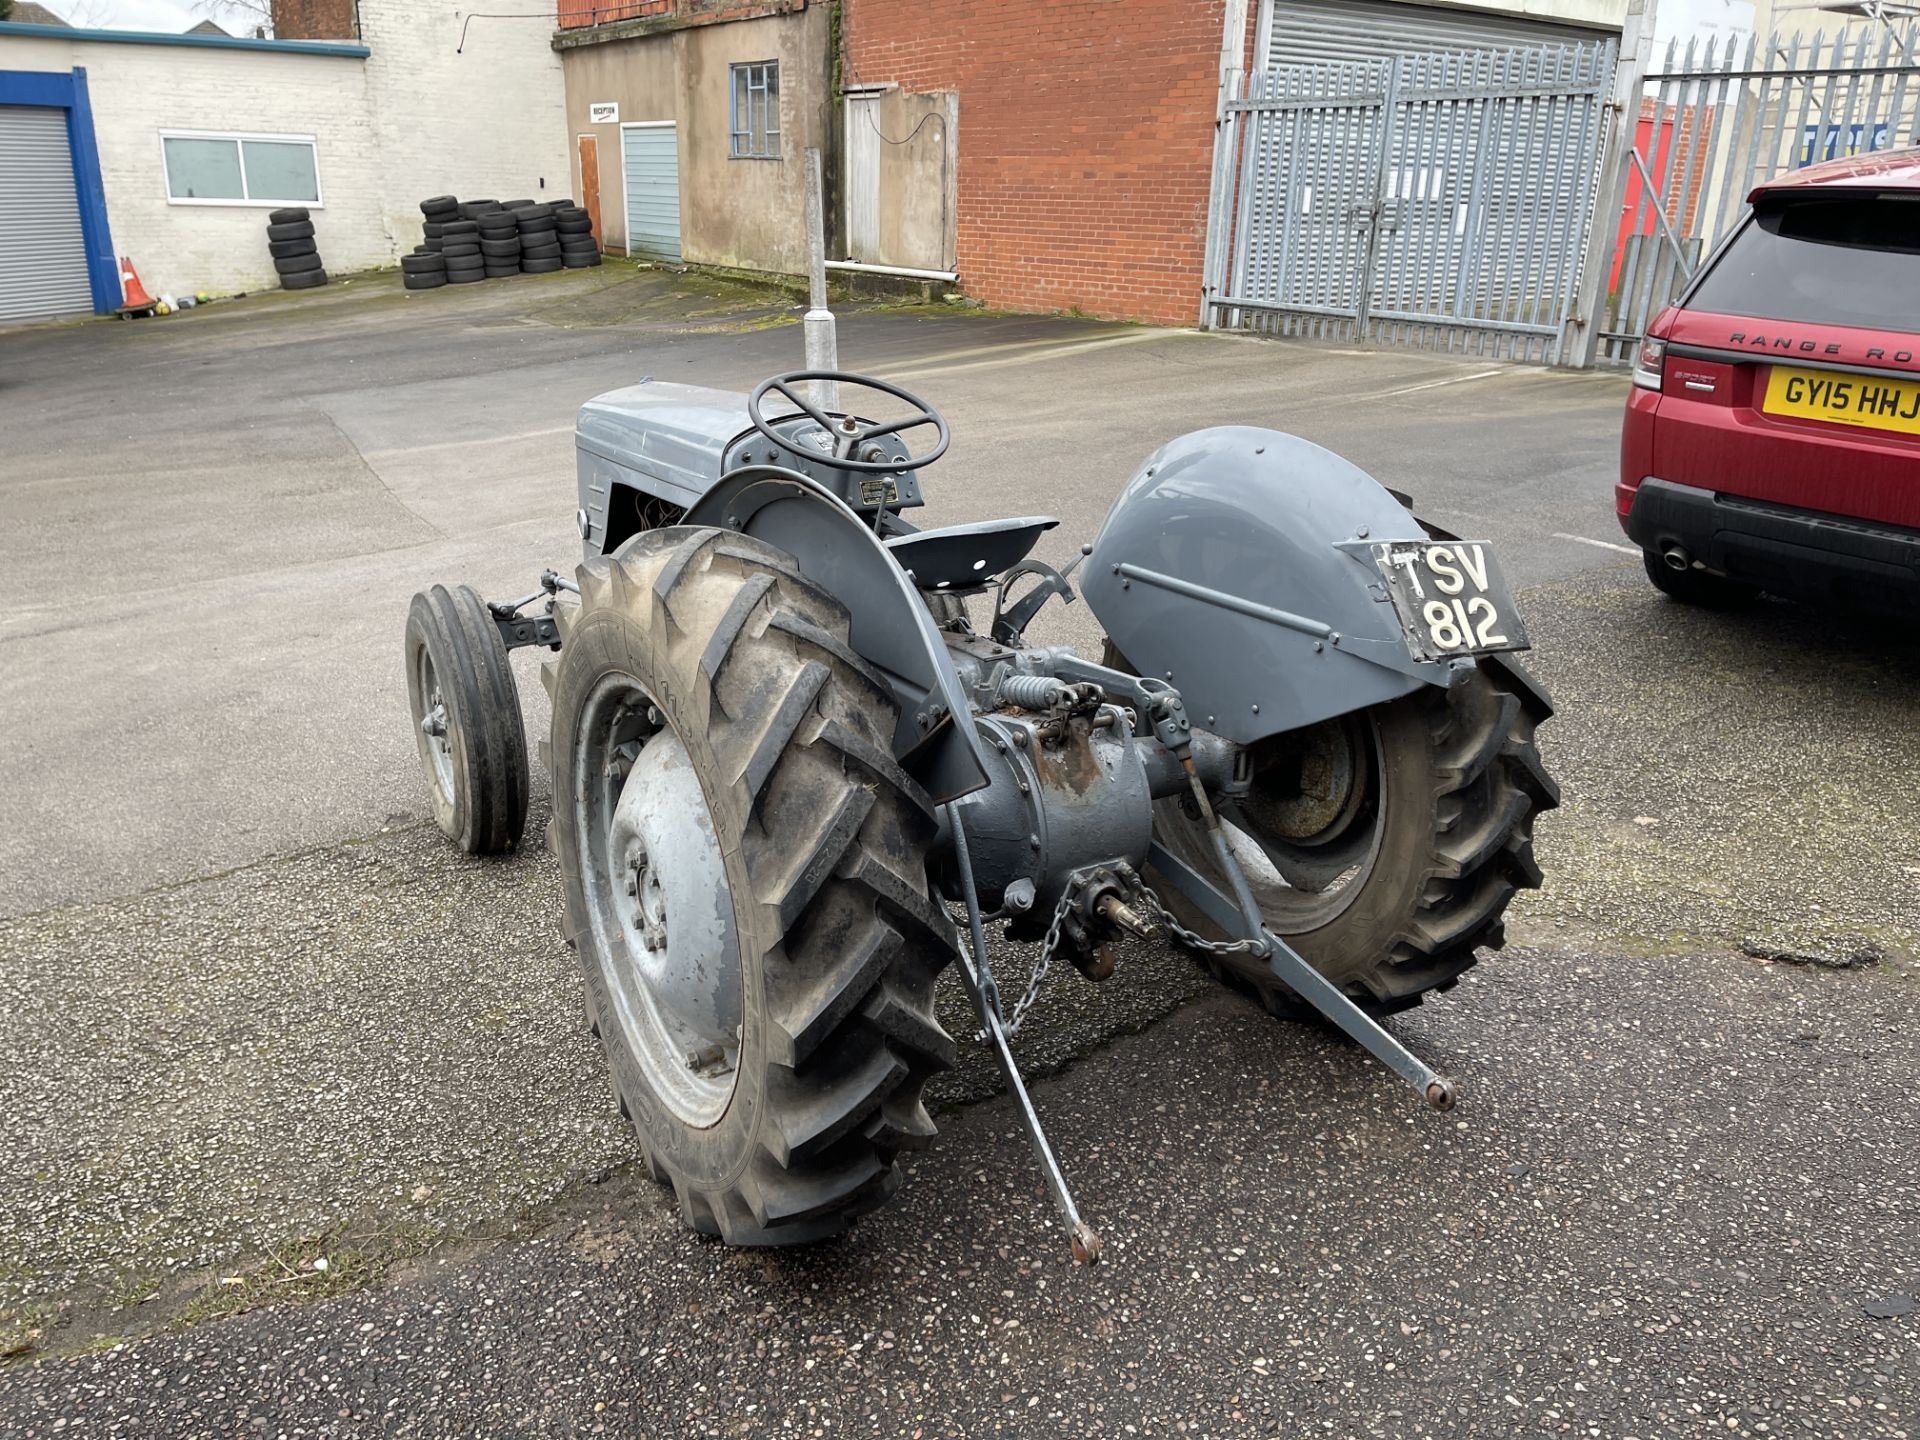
left=1684, top=191, right=1920, bottom=335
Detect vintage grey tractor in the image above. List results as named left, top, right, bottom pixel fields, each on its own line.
left=403, top=369, right=1557, bottom=1262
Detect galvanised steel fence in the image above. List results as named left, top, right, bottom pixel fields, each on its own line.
left=1597, top=28, right=1920, bottom=367
left=1202, top=40, right=1616, bottom=364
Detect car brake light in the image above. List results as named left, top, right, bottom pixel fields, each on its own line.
left=1632, top=337, right=1666, bottom=392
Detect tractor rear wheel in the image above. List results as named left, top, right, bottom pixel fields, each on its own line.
left=547, top=527, right=956, bottom=1245
left=1115, top=645, right=1558, bottom=1014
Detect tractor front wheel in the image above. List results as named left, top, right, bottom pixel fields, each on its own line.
left=546, top=527, right=956, bottom=1245
left=404, top=583, right=529, bottom=855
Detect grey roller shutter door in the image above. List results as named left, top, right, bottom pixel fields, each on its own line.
left=1263, top=0, right=1600, bottom=66
left=0, top=107, right=95, bottom=324
left=621, top=124, right=682, bottom=263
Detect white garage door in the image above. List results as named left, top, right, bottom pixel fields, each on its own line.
left=0, top=107, right=95, bottom=324
left=621, top=122, right=682, bottom=263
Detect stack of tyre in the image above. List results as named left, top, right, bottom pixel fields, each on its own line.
left=556, top=202, right=602, bottom=268
left=266, top=206, right=327, bottom=291
left=404, top=194, right=457, bottom=291
left=476, top=203, right=522, bottom=279
left=510, top=201, right=565, bottom=275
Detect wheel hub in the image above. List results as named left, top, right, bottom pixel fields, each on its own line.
left=1242, top=716, right=1367, bottom=845
left=600, top=726, right=742, bottom=1128
left=414, top=653, right=454, bottom=803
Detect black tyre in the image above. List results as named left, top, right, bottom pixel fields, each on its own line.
left=517, top=203, right=554, bottom=221
left=560, top=238, right=598, bottom=254
left=501, top=198, right=535, bottom=209
left=401, top=253, right=446, bottom=273
left=404, top=272, right=449, bottom=290
left=1641, top=550, right=1758, bottom=607
left=522, top=242, right=562, bottom=261
left=1114, top=643, right=1558, bottom=1015
left=550, top=196, right=575, bottom=209
left=481, top=237, right=522, bottom=258
left=448, top=270, right=486, bottom=284
left=548, top=527, right=955, bottom=1245
left=518, top=219, right=558, bottom=237
left=423, top=238, right=446, bottom=253
left=274, top=251, right=324, bottom=275
left=281, top=268, right=329, bottom=290
left=459, top=199, right=498, bottom=218
left=484, top=265, right=521, bottom=278
left=404, top=584, right=529, bottom=853
left=563, top=252, right=603, bottom=269
left=442, top=219, right=478, bottom=236
left=479, top=223, right=520, bottom=239
left=420, top=194, right=459, bottom=215
left=267, top=206, right=310, bottom=225
left=266, top=220, right=314, bottom=242
left=522, top=256, right=564, bottom=274
left=443, top=244, right=481, bottom=260
left=269, top=237, right=316, bottom=259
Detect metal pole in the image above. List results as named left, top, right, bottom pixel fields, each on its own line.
left=802, top=147, right=839, bottom=412
left=1569, top=0, right=1657, bottom=368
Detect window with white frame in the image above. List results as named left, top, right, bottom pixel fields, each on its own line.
left=729, top=61, right=780, bottom=159
left=161, top=131, right=322, bottom=205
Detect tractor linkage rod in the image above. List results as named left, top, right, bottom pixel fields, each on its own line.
left=944, top=805, right=1104, bottom=1267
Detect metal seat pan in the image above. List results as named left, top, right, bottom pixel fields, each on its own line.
left=886, top=516, right=1059, bottom=590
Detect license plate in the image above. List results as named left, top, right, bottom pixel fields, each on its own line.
left=1762, top=365, right=1920, bottom=435
left=1372, top=541, right=1530, bottom=662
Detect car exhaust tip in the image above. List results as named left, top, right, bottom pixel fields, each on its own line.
left=1662, top=545, right=1692, bottom=572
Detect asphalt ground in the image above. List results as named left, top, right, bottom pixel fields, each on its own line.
left=0, top=263, right=1914, bottom=1436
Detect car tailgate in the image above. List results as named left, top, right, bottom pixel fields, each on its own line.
left=1656, top=311, right=1920, bottom=530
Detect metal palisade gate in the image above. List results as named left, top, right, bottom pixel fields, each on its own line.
left=1203, top=39, right=1617, bottom=364
left=1597, top=29, right=1920, bottom=367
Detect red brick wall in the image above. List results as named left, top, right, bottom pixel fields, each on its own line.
left=269, top=0, right=355, bottom=40
left=843, top=0, right=1235, bottom=325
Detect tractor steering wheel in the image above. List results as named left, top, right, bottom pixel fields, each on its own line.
left=747, top=370, right=951, bottom=475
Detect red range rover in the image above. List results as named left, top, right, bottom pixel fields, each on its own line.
left=1619, top=148, right=1920, bottom=613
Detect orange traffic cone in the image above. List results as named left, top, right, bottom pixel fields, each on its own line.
left=118, top=257, right=156, bottom=310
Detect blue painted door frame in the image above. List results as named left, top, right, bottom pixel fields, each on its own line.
left=0, top=67, right=119, bottom=314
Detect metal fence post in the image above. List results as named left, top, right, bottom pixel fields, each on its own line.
left=1199, top=0, right=1251, bottom=329
left=1567, top=0, right=1657, bottom=368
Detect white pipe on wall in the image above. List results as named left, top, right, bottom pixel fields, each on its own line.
left=826, top=259, right=960, bottom=282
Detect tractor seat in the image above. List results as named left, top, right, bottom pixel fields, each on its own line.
left=885, top=516, right=1059, bottom=591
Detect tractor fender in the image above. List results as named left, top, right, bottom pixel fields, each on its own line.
left=684, top=466, right=990, bottom=806
left=1082, top=426, right=1460, bottom=745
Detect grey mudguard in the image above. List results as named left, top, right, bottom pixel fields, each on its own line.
left=684, top=466, right=991, bottom=806
left=1082, top=426, right=1460, bottom=744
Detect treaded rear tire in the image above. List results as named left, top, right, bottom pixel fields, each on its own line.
left=1132, top=649, right=1558, bottom=1015
left=547, top=527, right=957, bottom=1245
left=404, top=583, right=529, bottom=854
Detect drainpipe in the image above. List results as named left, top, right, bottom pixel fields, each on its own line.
left=826, top=259, right=959, bottom=282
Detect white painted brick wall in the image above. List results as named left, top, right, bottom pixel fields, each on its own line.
left=0, top=12, right=568, bottom=302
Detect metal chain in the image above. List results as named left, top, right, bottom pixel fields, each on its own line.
left=1132, top=880, right=1270, bottom=958
left=977, top=877, right=1082, bottom=1041
left=975, top=871, right=1267, bottom=1044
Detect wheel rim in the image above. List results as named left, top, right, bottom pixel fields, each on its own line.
left=414, top=647, right=455, bottom=805
left=1220, top=711, right=1386, bottom=930
left=575, top=675, right=742, bottom=1129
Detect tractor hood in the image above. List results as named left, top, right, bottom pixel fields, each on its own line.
left=1082, top=426, right=1450, bottom=743
left=575, top=380, right=754, bottom=507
